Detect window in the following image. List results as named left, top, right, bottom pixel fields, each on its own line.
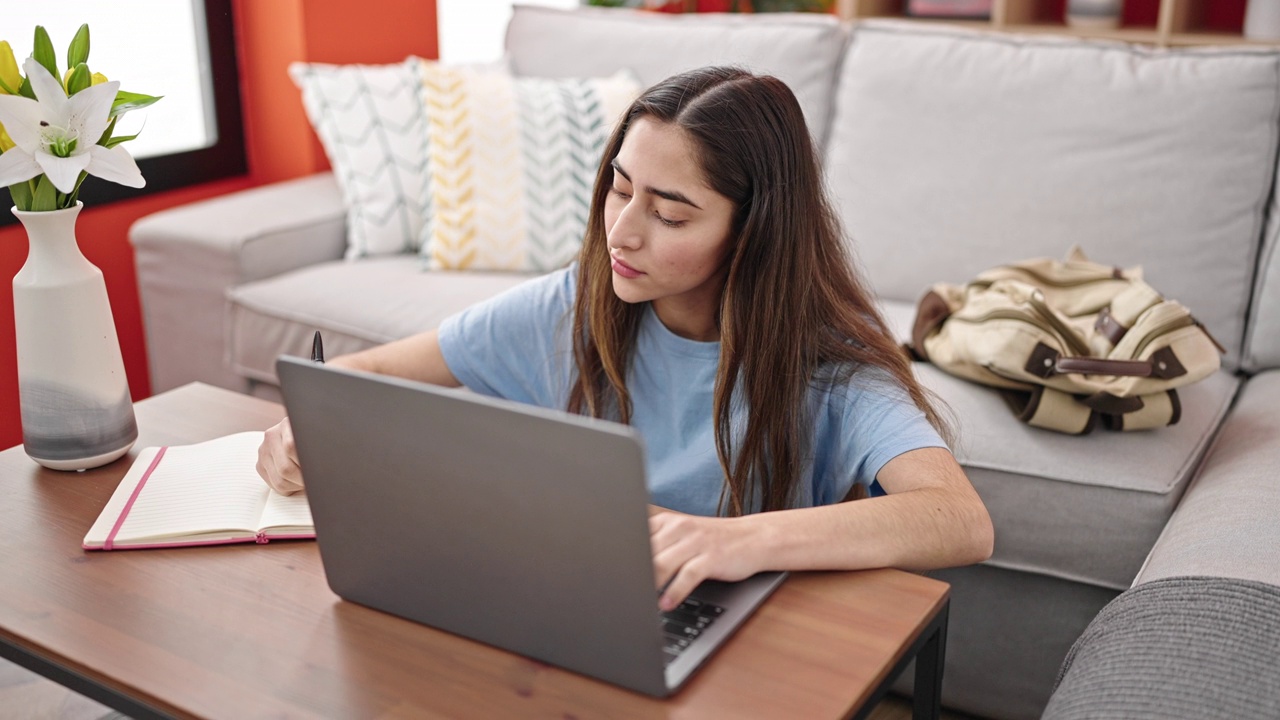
left=438, top=0, right=581, bottom=64
left=2, top=0, right=245, bottom=223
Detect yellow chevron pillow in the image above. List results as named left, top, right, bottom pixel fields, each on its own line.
left=418, top=64, right=642, bottom=271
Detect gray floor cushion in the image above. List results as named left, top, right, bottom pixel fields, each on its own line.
left=1045, top=576, right=1280, bottom=719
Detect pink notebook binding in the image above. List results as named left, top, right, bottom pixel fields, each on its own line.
left=82, top=432, right=316, bottom=551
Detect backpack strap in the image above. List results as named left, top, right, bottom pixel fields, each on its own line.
left=1101, top=390, right=1182, bottom=431
left=1006, top=386, right=1097, bottom=435
left=1023, top=341, right=1160, bottom=379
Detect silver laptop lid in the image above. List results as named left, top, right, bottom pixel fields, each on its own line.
left=277, top=356, right=671, bottom=696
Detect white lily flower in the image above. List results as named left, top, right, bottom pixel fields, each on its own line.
left=0, top=57, right=144, bottom=194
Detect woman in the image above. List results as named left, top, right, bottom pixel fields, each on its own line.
left=258, top=67, right=993, bottom=611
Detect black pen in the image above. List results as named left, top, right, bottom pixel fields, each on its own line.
left=311, top=330, right=325, bottom=364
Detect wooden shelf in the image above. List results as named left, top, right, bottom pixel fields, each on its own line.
left=1000, top=23, right=1162, bottom=44
left=834, top=0, right=1273, bottom=47
left=1165, top=32, right=1280, bottom=47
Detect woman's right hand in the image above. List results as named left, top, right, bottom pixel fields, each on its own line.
left=257, top=417, right=305, bottom=495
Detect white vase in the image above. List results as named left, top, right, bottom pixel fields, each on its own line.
left=1245, top=0, right=1280, bottom=40
left=12, top=203, right=137, bottom=471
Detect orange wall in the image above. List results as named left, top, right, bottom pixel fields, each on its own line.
left=0, top=0, right=439, bottom=450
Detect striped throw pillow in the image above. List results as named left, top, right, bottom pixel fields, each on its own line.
left=419, top=64, right=641, bottom=271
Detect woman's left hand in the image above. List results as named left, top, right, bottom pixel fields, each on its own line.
left=649, top=510, right=763, bottom=611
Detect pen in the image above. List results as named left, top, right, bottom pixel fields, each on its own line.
left=311, top=330, right=325, bottom=364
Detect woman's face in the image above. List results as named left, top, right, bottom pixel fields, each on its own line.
left=603, top=117, right=737, bottom=340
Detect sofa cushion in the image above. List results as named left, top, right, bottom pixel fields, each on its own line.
left=1134, top=370, right=1280, bottom=587
left=1244, top=200, right=1280, bottom=371
left=882, top=298, right=1240, bottom=590
left=504, top=5, right=847, bottom=148
left=419, top=65, right=640, bottom=271
left=830, top=21, right=1280, bottom=371
left=226, top=257, right=534, bottom=384
left=290, top=59, right=431, bottom=260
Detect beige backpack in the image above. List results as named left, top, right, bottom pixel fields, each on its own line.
left=908, top=248, right=1225, bottom=434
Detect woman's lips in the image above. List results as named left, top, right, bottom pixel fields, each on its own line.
left=611, top=256, right=644, bottom=279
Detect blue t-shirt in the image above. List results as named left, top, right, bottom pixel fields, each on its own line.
left=437, top=267, right=947, bottom=516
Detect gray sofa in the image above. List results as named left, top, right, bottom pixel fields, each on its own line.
left=129, top=7, right=1280, bottom=718
left=1043, top=376, right=1280, bottom=719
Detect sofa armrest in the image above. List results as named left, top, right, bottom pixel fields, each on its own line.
left=130, top=173, right=347, bottom=393
left=1133, top=371, right=1280, bottom=588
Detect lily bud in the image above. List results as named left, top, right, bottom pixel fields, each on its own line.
left=0, top=123, right=13, bottom=152
left=66, top=63, right=91, bottom=95
left=67, top=24, right=90, bottom=69
left=0, top=41, right=20, bottom=95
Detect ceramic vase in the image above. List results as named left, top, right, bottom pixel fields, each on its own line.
left=12, top=203, right=137, bottom=471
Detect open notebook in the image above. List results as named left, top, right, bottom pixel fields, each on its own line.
left=83, top=431, right=314, bottom=550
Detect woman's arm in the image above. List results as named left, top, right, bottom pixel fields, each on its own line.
left=325, top=328, right=462, bottom=387
left=256, top=329, right=461, bottom=494
left=648, top=447, right=994, bottom=611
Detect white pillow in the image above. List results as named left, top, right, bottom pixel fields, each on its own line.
left=290, top=58, right=431, bottom=260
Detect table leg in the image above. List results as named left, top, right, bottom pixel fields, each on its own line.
left=912, top=599, right=949, bottom=720
left=0, top=640, right=171, bottom=720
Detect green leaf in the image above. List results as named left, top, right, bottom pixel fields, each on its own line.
left=32, top=26, right=58, bottom=83
left=7, top=181, right=32, bottom=211
left=18, top=75, right=35, bottom=100
left=110, top=90, right=162, bottom=117
left=97, top=116, right=118, bottom=146
left=67, top=24, right=90, bottom=68
left=104, top=131, right=140, bottom=148
left=31, top=176, right=57, bottom=212
left=66, top=63, right=91, bottom=96
left=67, top=171, right=89, bottom=206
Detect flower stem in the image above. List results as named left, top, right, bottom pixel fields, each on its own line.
left=68, top=170, right=89, bottom=206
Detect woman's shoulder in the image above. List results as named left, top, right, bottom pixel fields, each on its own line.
left=810, top=361, right=912, bottom=411
left=488, top=263, right=579, bottom=313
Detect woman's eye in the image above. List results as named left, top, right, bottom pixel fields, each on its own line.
left=655, top=212, right=684, bottom=228
left=610, top=187, right=631, bottom=199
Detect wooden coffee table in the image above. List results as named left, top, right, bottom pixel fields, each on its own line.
left=0, top=383, right=950, bottom=719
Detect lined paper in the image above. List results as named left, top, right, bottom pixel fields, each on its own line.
left=261, top=490, right=314, bottom=531
left=83, top=431, right=303, bottom=546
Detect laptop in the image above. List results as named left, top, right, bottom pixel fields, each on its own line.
left=276, top=355, right=787, bottom=698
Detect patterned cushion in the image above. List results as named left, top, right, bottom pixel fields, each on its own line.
left=419, top=65, right=641, bottom=271
left=290, top=59, right=430, bottom=260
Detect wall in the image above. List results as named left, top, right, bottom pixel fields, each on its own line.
left=0, top=0, right=439, bottom=450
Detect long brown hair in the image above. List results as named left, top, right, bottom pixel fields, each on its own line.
left=568, top=67, right=948, bottom=515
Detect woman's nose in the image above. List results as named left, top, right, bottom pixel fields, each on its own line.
left=607, top=203, right=644, bottom=251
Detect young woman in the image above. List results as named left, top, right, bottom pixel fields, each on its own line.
left=258, top=67, right=993, bottom=611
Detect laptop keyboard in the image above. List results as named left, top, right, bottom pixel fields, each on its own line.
left=660, top=598, right=725, bottom=666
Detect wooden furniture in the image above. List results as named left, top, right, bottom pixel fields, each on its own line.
left=0, top=383, right=950, bottom=719
left=835, top=0, right=1264, bottom=47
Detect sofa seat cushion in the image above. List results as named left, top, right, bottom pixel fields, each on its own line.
left=881, top=299, right=1239, bottom=590
left=227, top=257, right=534, bottom=384
left=830, top=20, right=1280, bottom=370
left=1134, top=370, right=1280, bottom=587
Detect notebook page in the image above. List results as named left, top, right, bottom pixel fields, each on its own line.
left=259, top=490, right=314, bottom=532
left=87, top=432, right=269, bottom=544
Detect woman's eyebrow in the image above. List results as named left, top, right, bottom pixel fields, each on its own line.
left=611, top=159, right=703, bottom=210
